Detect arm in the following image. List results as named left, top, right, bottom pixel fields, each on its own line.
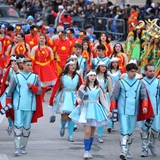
left=99, top=88, right=109, bottom=112
left=107, top=76, right=112, bottom=95
left=140, top=81, right=148, bottom=109
left=26, top=44, right=31, bottom=57
left=110, top=81, right=121, bottom=111
left=28, top=75, right=42, bottom=95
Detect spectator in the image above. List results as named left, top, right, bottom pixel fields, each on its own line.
left=59, top=10, right=73, bottom=29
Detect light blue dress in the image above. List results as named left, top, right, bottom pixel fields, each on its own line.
left=107, top=70, right=121, bottom=88
left=69, top=86, right=110, bottom=127
left=53, top=74, right=79, bottom=114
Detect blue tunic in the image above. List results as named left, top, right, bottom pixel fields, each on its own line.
left=91, top=57, right=110, bottom=69
left=53, top=74, right=79, bottom=114
left=69, top=86, right=110, bottom=127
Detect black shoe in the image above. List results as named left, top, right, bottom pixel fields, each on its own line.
left=107, top=128, right=111, bottom=133
left=73, top=127, right=77, bottom=131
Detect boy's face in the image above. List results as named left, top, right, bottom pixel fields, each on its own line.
left=97, top=49, right=104, bottom=57
left=74, top=47, right=82, bottom=56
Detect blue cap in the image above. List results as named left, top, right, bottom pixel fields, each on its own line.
left=48, top=27, right=54, bottom=32
left=1, top=24, right=6, bottom=29
left=26, top=15, right=34, bottom=22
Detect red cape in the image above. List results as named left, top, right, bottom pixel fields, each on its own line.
left=137, top=91, right=154, bottom=121
left=49, top=73, right=83, bottom=106
left=0, top=68, right=43, bottom=123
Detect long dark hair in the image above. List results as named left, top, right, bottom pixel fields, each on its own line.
left=82, top=40, right=91, bottom=56
left=84, top=70, right=99, bottom=91
left=109, top=61, right=119, bottom=73
left=98, top=32, right=110, bottom=44
left=62, top=64, right=77, bottom=79
left=96, top=65, right=108, bottom=83
left=16, top=33, right=28, bottom=52
left=110, top=43, right=124, bottom=58
left=38, top=34, right=48, bottom=51
left=133, top=30, right=144, bottom=51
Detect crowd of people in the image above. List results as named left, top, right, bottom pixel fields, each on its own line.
left=2, top=0, right=160, bottom=40
left=0, top=1, right=160, bottom=160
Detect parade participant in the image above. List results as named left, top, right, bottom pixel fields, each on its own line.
left=16, top=54, right=25, bottom=72
left=0, top=55, right=19, bottom=135
left=67, top=54, right=83, bottom=80
left=40, top=25, right=54, bottom=49
left=85, top=24, right=96, bottom=43
left=30, top=34, right=57, bottom=102
left=5, top=58, right=43, bottom=155
left=96, top=61, right=112, bottom=143
left=49, top=60, right=82, bottom=142
left=59, top=10, right=73, bottom=29
left=128, top=5, right=138, bottom=32
left=110, top=43, right=128, bottom=74
left=11, top=33, right=30, bottom=58
left=54, top=31, right=72, bottom=75
left=126, top=20, right=145, bottom=63
left=144, top=35, right=160, bottom=68
left=0, top=25, right=14, bottom=69
left=120, top=59, right=143, bottom=79
left=107, top=57, right=121, bottom=132
left=155, top=59, right=160, bottom=78
left=77, top=30, right=86, bottom=44
left=110, top=63, right=153, bottom=160
left=73, top=43, right=88, bottom=80
left=82, top=41, right=92, bottom=69
left=69, top=70, right=111, bottom=159
left=66, top=28, right=78, bottom=48
left=93, top=32, right=112, bottom=58
left=5, top=35, right=18, bottom=58
left=92, top=44, right=110, bottom=70
left=25, top=25, right=39, bottom=50
left=139, top=64, right=160, bottom=157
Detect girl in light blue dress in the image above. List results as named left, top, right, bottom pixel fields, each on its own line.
left=107, top=57, right=121, bottom=132
left=96, top=61, right=113, bottom=143
left=69, top=70, right=112, bottom=159
left=49, top=61, right=82, bottom=142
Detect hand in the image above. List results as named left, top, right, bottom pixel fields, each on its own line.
left=79, top=100, right=83, bottom=105
left=143, top=107, right=148, bottom=114
left=145, top=56, right=148, bottom=59
left=27, top=83, right=32, bottom=88
left=53, top=97, right=56, bottom=103
left=127, top=50, right=131, bottom=55
left=108, top=111, right=112, bottom=118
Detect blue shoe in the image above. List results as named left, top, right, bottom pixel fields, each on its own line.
left=60, top=128, right=65, bottom=137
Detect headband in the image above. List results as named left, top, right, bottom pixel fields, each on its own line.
left=87, top=71, right=96, bottom=77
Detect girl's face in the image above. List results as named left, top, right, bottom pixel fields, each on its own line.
left=88, top=74, right=96, bottom=82
left=83, top=42, right=88, bottom=50
left=136, top=29, right=141, bottom=34
left=115, top=44, right=122, bottom=52
left=13, top=36, right=18, bottom=43
left=112, top=61, right=118, bottom=68
left=100, top=34, right=107, bottom=42
left=17, top=34, right=23, bottom=42
left=154, top=38, right=159, bottom=44
left=69, top=64, right=76, bottom=72
left=99, top=65, right=107, bottom=73
left=39, top=36, right=46, bottom=45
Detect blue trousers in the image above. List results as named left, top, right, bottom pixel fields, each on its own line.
left=14, top=110, right=34, bottom=129
left=119, top=114, right=137, bottom=135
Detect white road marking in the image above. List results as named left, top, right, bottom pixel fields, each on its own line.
left=0, top=115, right=5, bottom=124
left=0, top=154, right=9, bottom=160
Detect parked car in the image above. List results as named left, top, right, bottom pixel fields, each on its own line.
left=0, top=4, right=26, bottom=26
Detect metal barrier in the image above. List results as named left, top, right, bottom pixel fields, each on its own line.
left=106, top=18, right=126, bottom=40
left=72, top=16, right=85, bottom=30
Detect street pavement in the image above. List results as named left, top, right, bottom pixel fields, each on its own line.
left=0, top=91, right=160, bottom=160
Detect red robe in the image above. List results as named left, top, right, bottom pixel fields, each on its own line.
left=14, top=43, right=28, bottom=57
left=25, top=34, right=39, bottom=50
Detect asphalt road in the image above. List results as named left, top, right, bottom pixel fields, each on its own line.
left=0, top=91, right=160, bottom=160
